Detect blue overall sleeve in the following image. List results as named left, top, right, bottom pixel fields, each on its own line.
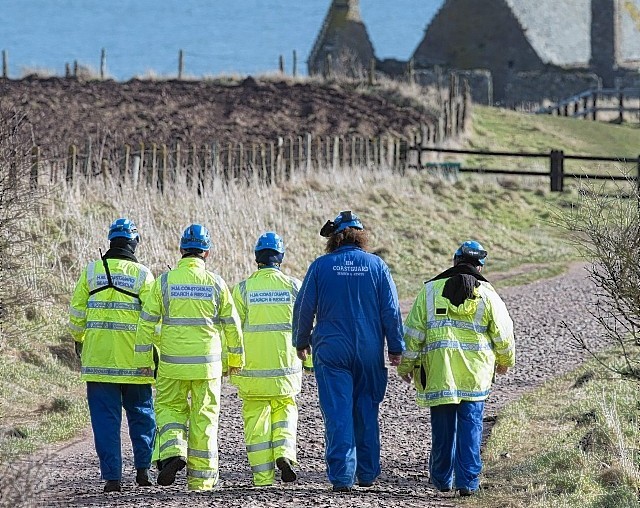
left=292, top=262, right=318, bottom=350
left=378, top=262, right=405, bottom=355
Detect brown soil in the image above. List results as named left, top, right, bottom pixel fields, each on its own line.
left=0, top=76, right=435, bottom=155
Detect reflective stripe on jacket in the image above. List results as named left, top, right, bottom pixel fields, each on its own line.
left=134, top=257, right=244, bottom=380
left=69, top=257, right=155, bottom=384
left=397, top=277, right=515, bottom=407
left=230, top=268, right=302, bottom=398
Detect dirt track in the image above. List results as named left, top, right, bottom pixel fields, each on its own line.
left=34, top=264, right=595, bottom=508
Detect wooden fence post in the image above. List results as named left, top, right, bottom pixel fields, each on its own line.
left=637, top=155, right=640, bottom=207
left=159, top=144, right=167, bottom=193
left=30, top=146, right=39, bottom=189
left=306, top=134, right=312, bottom=172
left=550, top=149, right=564, bottom=192
left=618, top=88, right=624, bottom=124
left=151, top=143, right=157, bottom=189
left=368, top=58, right=375, bottom=86
left=2, top=50, right=7, bottom=78
left=279, top=55, right=285, bottom=74
left=592, top=92, right=598, bottom=121
left=100, top=48, right=106, bottom=79
left=293, top=50, right=298, bottom=77
left=178, top=49, right=184, bottom=79
left=288, top=136, right=294, bottom=180
left=187, top=143, right=196, bottom=188
left=175, top=142, right=181, bottom=185
left=123, top=144, right=130, bottom=183
left=101, top=159, right=109, bottom=183
left=84, top=138, right=92, bottom=176
left=67, top=144, right=77, bottom=184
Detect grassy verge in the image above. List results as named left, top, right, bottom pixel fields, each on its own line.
left=467, top=353, right=640, bottom=508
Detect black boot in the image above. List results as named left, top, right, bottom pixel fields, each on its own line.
left=275, top=457, right=297, bottom=483
left=136, top=468, right=152, bottom=487
left=157, top=456, right=186, bottom=486
left=103, top=480, right=121, bottom=493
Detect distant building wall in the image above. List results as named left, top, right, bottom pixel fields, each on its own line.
left=505, top=71, right=601, bottom=106
left=308, top=0, right=375, bottom=77
left=412, top=0, right=545, bottom=103
left=590, top=0, right=619, bottom=86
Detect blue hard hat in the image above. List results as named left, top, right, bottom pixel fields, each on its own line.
left=255, top=232, right=285, bottom=254
left=108, top=218, right=140, bottom=241
left=333, top=210, right=364, bottom=234
left=454, top=240, right=488, bottom=266
left=180, top=224, right=211, bottom=251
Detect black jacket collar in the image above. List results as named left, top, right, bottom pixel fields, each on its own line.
left=427, top=263, right=488, bottom=284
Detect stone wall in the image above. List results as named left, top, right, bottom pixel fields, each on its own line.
left=505, top=70, right=601, bottom=106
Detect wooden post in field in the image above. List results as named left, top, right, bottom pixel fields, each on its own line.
left=73, top=60, right=78, bottom=78
left=123, top=144, right=131, bottom=183
left=332, top=136, right=339, bottom=171
left=324, top=54, right=332, bottom=80
left=279, top=55, right=285, bottom=74
left=637, top=155, right=640, bottom=208
left=30, top=146, right=39, bottom=189
left=187, top=143, right=196, bottom=188
left=100, top=48, right=106, bottom=79
left=550, top=149, right=565, bottom=192
left=288, top=136, right=294, bottom=180
left=306, top=134, right=312, bottom=172
left=341, top=136, right=348, bottom=168
left=618, top=88, right=624, bottom=124
left=2, top=50, right=7, bottom=78
left=225, top=142, right=232, bottom=182
left=250, top=143, right=257, bottom=182
left=101, top=159, right=109, bottom=184
left=268, top=142, right=275, bottom=185
left=178, top=49, right=184, bottom=79
left=297, top=135, right=303, bottom=173
left=175, top=142, right=181, bottom=185
left=237, top=142, right=244, bottom=181
left=159, top=144, right=167, bottom=193
left=138, top=142, right=145, bottom=186
left=260, top=143, right=267, bottom=183
left=293, top=50, right=298, bottom=77
left=85, top=138, right=92, bottom=176
left=132, top=154, right=141, bottom=189
left=67, top=144, right=77, bottom=184
left=200, top=144, right=208, bottom=193
left=150, top=143, right=157, bottom=188
left=407, top=58, right=415, bottom=84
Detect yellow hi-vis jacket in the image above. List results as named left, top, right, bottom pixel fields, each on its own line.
left=134, top=257, right=244, bottom=379
left=230, top=267, right=302, bottom=399
left=397, top=277, right=515, bottom=407
left=69, top=257, right=155, bottom=384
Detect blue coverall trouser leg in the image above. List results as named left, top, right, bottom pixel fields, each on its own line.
left=86, top=382, right=156, bottom=480
left=429, top=401, right=484, bottom=492
left=315, top=362, right=383, bottom=488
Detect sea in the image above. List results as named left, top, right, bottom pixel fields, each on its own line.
left=0, top=0, right=444, bottom=80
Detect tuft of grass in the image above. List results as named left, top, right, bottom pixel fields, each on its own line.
left=469, top=355, right=640, bottom=508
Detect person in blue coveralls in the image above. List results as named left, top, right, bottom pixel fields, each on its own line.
left=292, top=210, right=405, bottom=493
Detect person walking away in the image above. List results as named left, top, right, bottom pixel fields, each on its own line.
left=134, top=224, right=244, bottom=491
left=397, top=240, right=515, bottom=497
left=230, top=232, right=303, bottom=486
left=68, top=218, right=156, bottom=493
left=293, top=211, right=405, bottom=492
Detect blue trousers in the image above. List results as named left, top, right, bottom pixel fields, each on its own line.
left=314, top=362, right=386, bottom=488
left=86, top=382, right=156, bottom=481
left=429, top=401, right=484, bottom=492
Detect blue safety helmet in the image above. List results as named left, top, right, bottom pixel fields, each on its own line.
left=255, top=232, right=285, bottom=254
left=334, top=210, right=363, bottom=234
left=108, top=218, right=140, bottom=242
left=454, top=240, right=488, bottom=266
left=180, top=224, right=211, bottom=251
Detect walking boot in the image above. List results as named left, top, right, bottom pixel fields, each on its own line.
left=275, top=457, right=297, bottom=483
left=157, top=456, right=186, bottom=486
left=136, top=468, right=152, bottom=487
left=103, top=480, right=121, bottom=493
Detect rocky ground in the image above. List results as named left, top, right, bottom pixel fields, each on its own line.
left=23, top=263, right=597, bottom=508
left=0, top=77, right=435, bottom=156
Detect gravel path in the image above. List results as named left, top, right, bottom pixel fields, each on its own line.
left=37, top=263, right=596, bottom=507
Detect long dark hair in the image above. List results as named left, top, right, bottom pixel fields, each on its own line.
left=325, top=228, right=369, bottom=253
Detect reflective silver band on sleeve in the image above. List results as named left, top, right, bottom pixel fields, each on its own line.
left=421, top=339, right=492, bottom=353
left=246, top=441, right=272, bottom=453
left=69, top=307, right=86, bottom=318
left=404, top=326, right=425, bottom=341
left=473, top=298, right=486, bottom=332
left=425, top=282, right=435, bottom=321
left=160, top=273, right=170, bottom=316
left=87, top=261, right=97, bottom=291
left=219, top=316, right=236, bottom=325
left=427, top=319, right=489, bottom=333
left=68, top=321, right=85, bottom=332
left=271, top=438, right=295, bottom=449
left=238, top=280, right=247, bottom=307
left=227, top=347, right=244, bottom=354
left=272, top=421, right=290, bottom=430
left=134, top=344, right=153, bottom=353
left=139, top=310, right=161, bottom=322
left=133, top=266, right=149, bottom=293
left=402, top=350, right=420, bottom=360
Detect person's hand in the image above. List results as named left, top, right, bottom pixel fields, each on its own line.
left=495, top=365, right=509, bottom=375
left=297, top=347, right=311, bottom=362
left=388, top=353, right=402, bottom=366
left=228, top=367, right=241, bottom=376
left=400, top=373, right=412, bottom=384
left=138, top=367, right=154, bottom=377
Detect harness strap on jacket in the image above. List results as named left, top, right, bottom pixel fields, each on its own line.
left=88, top=250, right=140, bottom=300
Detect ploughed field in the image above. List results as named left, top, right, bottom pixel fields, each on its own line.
left=1, top=76, right=435, bottom=153
left=39, top=264, right=595, bottom=507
